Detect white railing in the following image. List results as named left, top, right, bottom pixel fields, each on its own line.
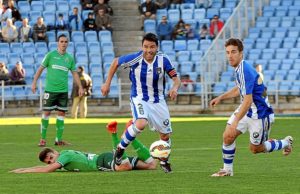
left=198, top=0, right=270, bottom=109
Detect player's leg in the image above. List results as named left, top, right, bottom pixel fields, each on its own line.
left=211, top=113, right=244, bottom=177
left=79, top=96, right=87, bottom=118
left=71, top=96, right=80, bottom=119
left=249, top=115, right=293, bottom=155
left=55, top=92, right=70, bottom=146
left=114, top=98, right=148, bottom=165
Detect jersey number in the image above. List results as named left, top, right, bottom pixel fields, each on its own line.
left=137, top=103, right=144, bottom=115
left=43, top=93, right=50, bottom=100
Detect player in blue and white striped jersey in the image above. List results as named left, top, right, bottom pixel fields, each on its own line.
left=210, top=38, right=293, bottom=177
left=101, top=33, right=181, bottom=173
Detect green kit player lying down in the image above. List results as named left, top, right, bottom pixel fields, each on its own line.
left=11, top=121, right=157, bottom=173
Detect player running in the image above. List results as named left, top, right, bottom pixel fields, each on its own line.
left=11, top=121, right=157, bottom=173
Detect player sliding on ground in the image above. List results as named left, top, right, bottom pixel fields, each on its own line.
left=210, top=38, right=293, bottom=177
left=11, top=121, right=157, bottom=173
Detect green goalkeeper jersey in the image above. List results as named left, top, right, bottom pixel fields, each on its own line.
left=56, top=150, right=114, bottom=172
left=42, top=50, right=76, bottom=92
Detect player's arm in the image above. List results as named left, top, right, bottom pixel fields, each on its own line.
left=210, top=86, right=239, bottom=107
left=101, top=58, right=119, bottom=96
left=72, top=71, right=84, bottom=97
left=169, top=76, right=181, bottom=101
left=135, top=160, right=157, bottom=170
left=31, top=66, right=45, bottom=94
left=10, top=162, right=62, bottom=173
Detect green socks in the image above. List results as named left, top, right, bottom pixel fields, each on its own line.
left=131, top=139, right=151, bottom=162
left=56, top=117, right=64, bottom=142
left=41, top=118, right=49, bottom=139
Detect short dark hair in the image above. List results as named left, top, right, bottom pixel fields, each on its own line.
left=142, top=33, right=158, bottom=46
left=39, top=148, right=55, bottom=162
left=225, top=38, right=244, bottom=52
left=78, top=66, right=84, bottom=71
left=57, top=34, right=68, bottom=42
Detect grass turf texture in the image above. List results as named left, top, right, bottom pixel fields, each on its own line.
left=0, top=117, right=299, bottom=194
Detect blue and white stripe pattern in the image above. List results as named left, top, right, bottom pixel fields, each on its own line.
left=222, top=142, right=236, bottom=166
left=118, top=51, right=175, bottom=103
left=234, top=60, right=274, bottom=119
left=119, top=124, right=141, bottom=149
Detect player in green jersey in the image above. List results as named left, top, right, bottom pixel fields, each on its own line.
left=11, top=121, right=157, bottom=173
left=31, top=34, right=84, bottom=147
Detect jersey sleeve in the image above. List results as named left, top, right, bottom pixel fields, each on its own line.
left=41, top=53, right=50, bottom=68
left=69, top=56, right=76, bottom=72
left=241, top=64, right=257, bottom=95
left=118, top=51, right=143, bottom=68
left=163, top=56, right=177, bottom=78
left=56, top=151, right=73, bottom=166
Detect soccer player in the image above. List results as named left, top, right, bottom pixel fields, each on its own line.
left=101, top=33, right=181, bottom=173
left=11, top=121, right=157, bottom=173
left=31, top=34, right=84, bottom=147
left=210, top=38, right=293, bottom=177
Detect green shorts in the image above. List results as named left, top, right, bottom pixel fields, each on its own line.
left=96, top=152, right=139, bottom=171
left=43, top=91, right=68, bottom=112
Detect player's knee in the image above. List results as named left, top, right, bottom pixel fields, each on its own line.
left=147, top=161, right=158, bottom=170
left=223, top=133, right=235, bottom=145
left=249, top=144, right=264, bottom=154
left=135, top=119, right=147, bottom=131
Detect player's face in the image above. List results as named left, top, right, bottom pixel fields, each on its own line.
left=225, top=45, right=243, bottom=68
left=43, top=152, right=59, bottom=165
left=142, top=40, right=158, bottom=63
left=58, top=37, right=68, bottom=53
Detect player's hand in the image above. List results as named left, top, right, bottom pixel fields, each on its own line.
left=168, top=88, right=178, bottom=101
left=210, top=97, right=221, bottom=108
left=78, top=88, right=85, bottom=97
left=31, top=83, right=37, bottom=94
left=101, top=83, right=110, bottom=96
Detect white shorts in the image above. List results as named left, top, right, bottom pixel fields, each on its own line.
left=130, top=97, right=172, bottom=134
left=227, top=113, right=275, bottom=145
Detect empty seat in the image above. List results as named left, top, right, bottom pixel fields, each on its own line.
left=288, top=6, right=299, bottom=17
left=289, top=48, right=300, bottom=59
left=71, top=31, right=84, bottom=42
left=200, top=39, right=211, bottom=51
left=281, top=16, right=293, bottom=27
left=56, top=0, right=69, bottom=12
left=88, top=42, right=101, bottom=53
left=46, top=31, right=56, bottom=42
left=262, top=49, right=274, bottom=60
left=274, top=27, right=287, bottom=38
left=174, top=40, right=187, bottom=51
left=206, top=8, right=219, bottom=19
left=263, top=6, right=275, bottom=17
left=43, top=1, right=56, bottom=12
left=168, top=9, right=180, bottom=24
left=89, top=63, right=102, bottom=74
left=269, top=38, right=282, bottom=49
left=85, top=31, right=98, bottom=42
left=255, top=38, right=269, bottom=49
left=57, top=31, right=70, bottom=40
left=268, top=17, right=281, bottom=28
left=89, top=53, right=102, bottom=64
left=248, top=28, right=260, bottom=39
left=8, top=53, right=20, bottom=64
left=43, top=11, right=55, bottom=26
left=164, top=51, right=176, bottom=62
left=275, top=6, right=288, bottom=17
left=160, top=40, right=173, bottom=52
left=75, top=42, right=87, bottom=53
left=177, top=51, right=190, bottom=63
left=22, top=53, right=35, bottom=65
left=18, top=1, right=31, bottom=13
left=181, top=9, right=193, bottom=21
left=247, top=49, right=261, bottom=61
left=31, top=1, right=44, bottom=12
left=191, top=50, right=203, bottom=63
left=98, top=30, right=112, bottom=42
left=144, top=19, right=157, bottom=34
left=23, top=42, right=35, bottom=54
left=75, top=53, right=88, bottom=64
left=156, top=9, right=167, bottom=22
left=101, top=42, right=114, bottom=52
left=288, top=27, right=300, bottom=38
left=187, top=39, right=199, bottom=51
left=35, top=53, right=45, bottom=64
left=102, top=52, right=115, bottom=63
left=281, top=59, right=294, bottom=70
left=194, top=9, right=206, bottom=20
left=256, top=17, right=268, bottom=28
left=29, top=11, right=42, bottom=22
left=220, top=8, right=232, bottom=21
left=260, top=28, right=273, bottom=38
left=180, top=61, right=193, bottom=74
left=0, top=43, right=10, bottom=54
left=275, top=48, right=289, bottom=59
left=283, top=37, right=296, bottom=48
left=10, top=43, right=23, bottom=54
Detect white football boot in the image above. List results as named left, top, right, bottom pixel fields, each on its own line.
left=211, top=169, right=233, bottom=177
left=283, top=136, right=293, bottom=156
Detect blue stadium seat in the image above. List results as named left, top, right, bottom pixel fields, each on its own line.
left=91, top=74, right=103, bottom=85
left=22, top=53, right=35, bottom=65
left=82, top=10, right=93, bottom=20
left=281, top=59, right=294, bottom=70
left=180, top=3, right=195, bottom=10
left=174, top=40, right=187, bottom=51
left=264, top=70, right=275, bottom=82
left=220, top=8, right=232, bottom=21
left=220, top=71, right=233, bottom=82
left=224, top=0, right=237, bottom=8
left=43, top=1, right=56, bottom=12
left=263, top=6, right=275, bottom=17
left=288, top=6, right=299, bottom=17
left=0, top=53, right=8, bottom=64
left=281, top=16, right=293, bottom=27
left=211, top=0, right=223, bottom=8
left=85, top=31, right=98, bottom=42
left=255, top=38, right=269, bottom=49
left=286, top=70, right=298, bottom=81
left=279, top=82, right=291, bottom=95
left=287, top=27, right=300, bottom=38
left=24, top=65, right=35, bottom=78
left=69, top=0, right=81, bottom=12
left=255, top=59, right=268, bottom=69
left=35, top=53, right=45, bottom=64
left=3, top=87, right=15, bottom=101
left=282, top=0, right=293, bottom=6
left=98, top=30, right=112, bottom=42
left=0, top=43, right=10, bottom=54
left=164, top=51, right=176, bottom=62
left=198, top=18, right=210, bottom=29
left=181, top=9, right=193, bottom=21
left=8, top=53, right=20, bottom=65
left=89, top=53, right=102, bottom=64
left=269, top=38, right=282, bottom=49
left=43, top=11, right=55, bottom=27
left=75, top=42, right=87, bottom=53
left=46, top=31, right=56, bottom=42
left=89, top=63, right=102, bottom=74
left=247, top=49, right=261, bottom=61
left=184, top=19, right=197, bottom=30
left=177, top=51, right=190, bottom=63
left=206, top=8, right=219, bottom=19
left=48, top=42, right=57, bottom=52
left=268, top=59, right=281, bottom=70
left=283, top=37, right=296, bottom=48
left=160, top=40, right=173, bottom=52
left=57, top=31, right=70, bottom=40
left=187, top=39, right=199, bottom=51
left=144, top=19, right=157, bottom=34
left=194, top=9, right=206, bottom=21
left=101, top=42, right=114, bottom=52
left=23, top=42, right=35, bottom=54
left=66, top=42, right=74, bottom=54
left=260, top=28, right=273, bottom=39
left=18, top=1, right=31, bottom=13
left=88, top=42, right=101, bottom=53
left=102, top=52, right=115, bottom=64
left=294, top=16, right=300, bottom=27
left=274, top=27, right=287, bottom=38
left=213, top=82, right=227, bottom=95
left=75, top=53, right=88, bottom=64
left=248, top=28, right=260, bottom=39
left=289, top=48, right=300, bottom=59
left=156, top=9, right=167, bottom=22
left=243, top=38, right=254, bottom=50
left=274, top=70, right=287, bottom=81
left=270, top=0, right=281, bottom=6
left=180, top=61, right=193, bottom=74
left=10, top=43, right=23, bottom=54
left=268, top=17, right=281, bottom=28
left=199, top=39, right=211, bottom=51
left=31, top=1, right=44, bottom=12
left=71, top=31, right=84, bottom=42
left=108, top=85, right=119, bottom=98
left=168, top=9, right=180, bottom=24
left=191, top=50, right=203, bottom=63
left=262, top=49, right=274, bottom=60
left=256, top=17, right=268, bottom=28
left=275, top=6, right=288, bottom=17
left=297, top=37, right=300, bottom=48
left=275, top=48, right=289, bottom=59
left=56, top=0, right=69, bottom=12
left=29, top=11, right=42, bottom=22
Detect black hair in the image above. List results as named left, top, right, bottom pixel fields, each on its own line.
left=225, top=38, right=244, bottom=52
left=142, top=33, right=158, bottom=46
left=57, top=34, right=68, bottom=42
left=39, top=148, right=55, bottom=162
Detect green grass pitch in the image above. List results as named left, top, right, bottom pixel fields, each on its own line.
left=0, top=118, right=299, bottom=194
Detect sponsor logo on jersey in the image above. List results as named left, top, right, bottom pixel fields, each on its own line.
left=163, top=119, right=170, bottom=126
left=156, top=67, right=162, bottom=74
left=253, top=132, right=259, bottom=138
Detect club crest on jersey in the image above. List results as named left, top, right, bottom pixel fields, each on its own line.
left=156, top=67, right=162, bottom=74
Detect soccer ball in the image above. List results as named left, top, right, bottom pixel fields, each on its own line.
left=149, top=140, right=171, bottom=160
